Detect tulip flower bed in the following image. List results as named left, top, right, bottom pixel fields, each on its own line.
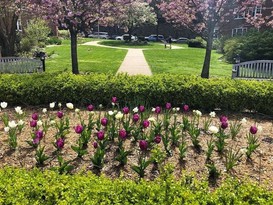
left=0, top=98, right=273, bottom=188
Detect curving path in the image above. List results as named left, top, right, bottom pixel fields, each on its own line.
left=82, top=41, right=182, bottom=76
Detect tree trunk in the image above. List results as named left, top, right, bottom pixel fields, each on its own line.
left=201, top=26, right=214, bottom=79
left=0, top=13, right=18, bottom=57
left=70, top=29, right=79, bottom=74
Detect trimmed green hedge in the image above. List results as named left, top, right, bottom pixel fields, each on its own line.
left=0, top=167, right=272, bottom=204
left=0, top=73, right=272, bottom=114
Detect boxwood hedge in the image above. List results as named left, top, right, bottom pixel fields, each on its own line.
left=0, top=167, right=272, bottom=204
left=0, top=73, right=272, bottom=114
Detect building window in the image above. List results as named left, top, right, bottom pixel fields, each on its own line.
left=232, top=27, right=247, bottom=37
left=16, top=18, right=22, bottom=32
left=234, top=6, right=262, bottom=19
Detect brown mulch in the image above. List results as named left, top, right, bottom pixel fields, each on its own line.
left=0, top=108, right=273, bottom=189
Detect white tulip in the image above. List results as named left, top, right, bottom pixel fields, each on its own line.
left=66, top=103, right=74, bottom=110
left=148, top=117, right=156, bottom=123
left=0, top=102, right=8, bottom=109
left=58, top=102, right=62, bottom=108
left=75, top=108, right=80, bottom=113
left=241, top=118, right=247, bottom=124
left=49, top=102, right=55, bottom=108
left=4, top=127, right=10, bottom=132
left=37, top=120, right=43, bottom=126
left=152, top=108, right=156, bottom=112
left=208, top=125, right=219, bottom=134
left=8, top=120, right=17, bottom=128
left=133, top=107, right=138, bottom=113
left=42, top=108, right=47, bottom=113
left=50, top=120, right=56, bottom=125
left=115, top=111, right=123, bottom=120
left=209, top=111, right=216, bottom=118
left=108, top=111, right=114, bottom=116
left=15, top=106, right=22, bottom=114
left=18, top=120, right=24, bottom=126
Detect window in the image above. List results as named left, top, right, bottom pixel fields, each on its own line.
left=16, top=18, right=22, bottom=32
left=232, top=27, right=247, bottom=37
left=234, top=6, right=262, bottom=19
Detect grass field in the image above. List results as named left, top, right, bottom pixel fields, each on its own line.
left=45, top=38, right=232, bottom=77
left=144, top=45, right=231, bottom=77
left=45, top=40, right=127, bottom=74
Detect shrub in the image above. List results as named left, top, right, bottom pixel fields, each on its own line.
left=188, top=37, right=206, bottom=48
left=58, top=30, right=70, bottom=39
left=0, top=167, right=272, bottom=204
left=0, top=73, right=272, bottom=114
left=223, top=29, right=273, bottom=63
left=46, top=37, right=62, bottom=45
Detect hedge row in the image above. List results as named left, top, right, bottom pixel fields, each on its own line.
left=0, top=73, right=272, bottom=114
left=0, top=167, right=272, bottom=204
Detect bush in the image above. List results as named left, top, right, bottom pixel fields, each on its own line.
left=0, top=167, right=272, bottom=204
left=58, top=30, right=70, bottom=39
left=46, top=37, right=62, bottom=45
left=0, top=73, right=272, bottom=114
left=188, top=37, right=206, bottom=48
left=224, top=29, right=273, bottom=63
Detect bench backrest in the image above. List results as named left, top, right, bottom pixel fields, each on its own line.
left=0, top=57, right=43, bottom=73
left=232, top=60, right=273, bottom=79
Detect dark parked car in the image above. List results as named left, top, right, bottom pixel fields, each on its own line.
left=145, top=34, right=165, bottom=42
left=176, top=37, right=189, bottom=43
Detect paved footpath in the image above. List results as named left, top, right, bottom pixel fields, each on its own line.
left=83, top=41, right=182, bottom=76
left=83, top=41, right=152, bottom=76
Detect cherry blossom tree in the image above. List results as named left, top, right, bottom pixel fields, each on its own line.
left=0, top=0, right=33, bottom=56
left=159, top=0, right=265, bottom=78
left=115, top=0, right=157, bottom=40
left=32, top=0, right=129, bottom=74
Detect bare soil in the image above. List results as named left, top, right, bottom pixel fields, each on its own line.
left=0, top=108, right=273, bottom=189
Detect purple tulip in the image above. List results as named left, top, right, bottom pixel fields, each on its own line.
left=133, top=114, right=140, bottom=123
left=56, top=138, right=64, bottom=149
left=220, top=115, right=228, bottom=123
left=250, top=125, right=258, bottom=134
left=33, top=137, right=40, bottom=145
left=154, top=135, right=161, bottom=144
left=101, top=117, right=108, bottom=126
left=93, top=141, right=98, bottom=149
left=97, top=130, right=105, bottom=140
left=87, top=104, right=94, bottom=111
left=122, top=107, right=130, bottom=114
left=139, top=140, right=148, bottom=151
left=112, top=96, right=117, bottom=104
left=35, top=130, right=44, bottom=140
left=139, top=105, right=145, bottom=113
left=221, top=121, right=228, bottom=129
left=155, top=106, right=161, bottom=114
left=142, top=120, right=150, bottom=129
left=30, top=120, right=37, bottom=128
left=183, top=104, right=189, bottom=112
left=74, top=125, right=83, bottom=134
left=165, top=103, right=172, bottom=110
left=32, top=113, right=39, bottom=120
left=119, top=129, right=127, bottom=140
left=57, top=111, right=63, bottom=119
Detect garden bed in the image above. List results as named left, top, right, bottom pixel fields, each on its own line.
left=0, top=99, right=273, bottom=189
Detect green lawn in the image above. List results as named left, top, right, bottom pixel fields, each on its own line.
left=45, top=43, right=127, bottom=74
left=99, top=40, right=166, bottom=49
left=45, top=39, right=232, bottom=77
left=143, top=45, right=231, bottom=77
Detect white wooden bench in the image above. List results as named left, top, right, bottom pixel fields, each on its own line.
left=0, top=57, right=43, bottom=73
left=232, top=60, right=273, bottom=79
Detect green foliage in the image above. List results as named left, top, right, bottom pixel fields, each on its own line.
left=0, top=73, right=273, bottom=114
left=224, top=29, right=273, bottom=63
left=46, top=37, right=62, bottom=45
left=19, top=18, right=51, bottom=54
left=246, top=133, right=260, bottom=159
left=188, top=37, right=206, bottom=48
left=0, top=167, right=272, bottom=204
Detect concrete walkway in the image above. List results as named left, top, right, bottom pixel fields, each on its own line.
left=83, top=41, right=152, bottom=76
left=82, top=41, right=181, bottom=76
